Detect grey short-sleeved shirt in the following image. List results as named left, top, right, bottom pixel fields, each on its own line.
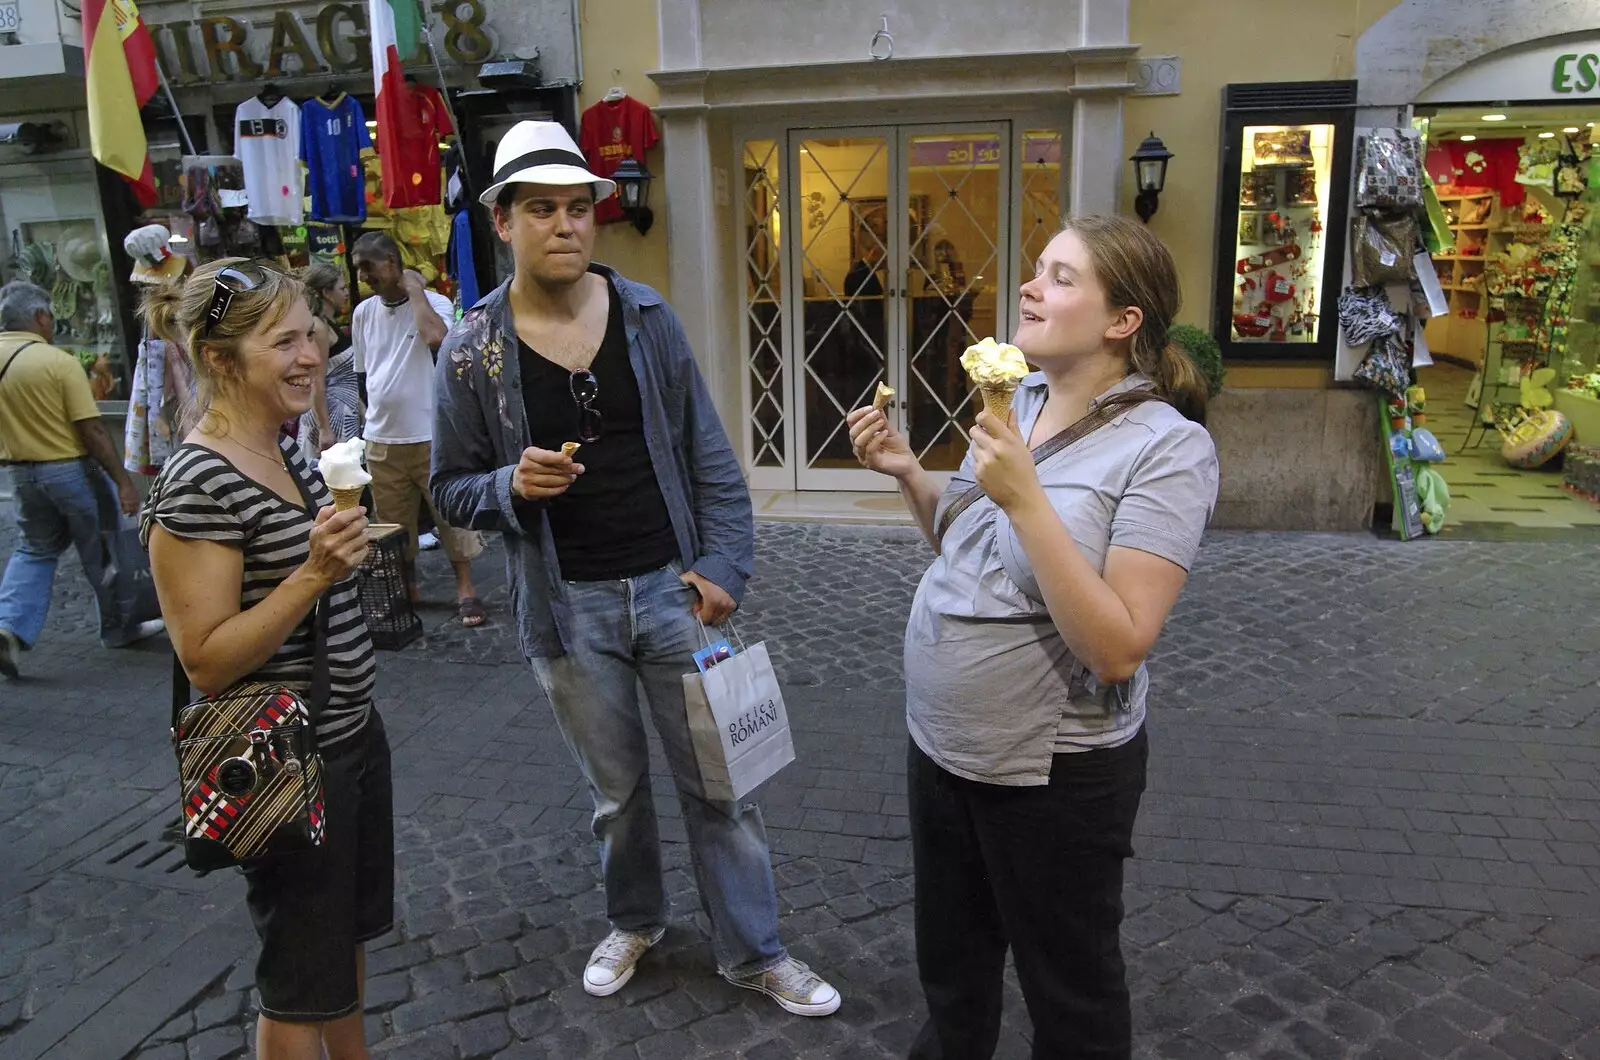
left=905, top=372, right=1219, bottom=786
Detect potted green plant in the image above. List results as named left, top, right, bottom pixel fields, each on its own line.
left=1168, top=323, right=1225, bottom=398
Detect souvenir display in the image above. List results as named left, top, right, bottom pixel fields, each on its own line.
left=235, top=94, right=305, bottom=226
left=579, top=94, right=660, bottom=225
left=1226, top=118, right=1336, bottom=348
left=1254, top=129, right=1313, bottom=167
left=302, top=93, right=372, bottom=223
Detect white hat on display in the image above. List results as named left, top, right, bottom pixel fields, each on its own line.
left=124, top=224, right=188, bottom=285
left=478, top=120, right=615, bottom=207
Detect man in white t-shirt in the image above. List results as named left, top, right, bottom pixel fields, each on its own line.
left=350, top=231, right=487, bottom=627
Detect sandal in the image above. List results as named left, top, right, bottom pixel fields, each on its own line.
left=458, top=597, right=486, bottom=628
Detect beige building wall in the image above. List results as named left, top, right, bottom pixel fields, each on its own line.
left=579, top=0, right=672, bottom=295
left=1121, top=0, right=1403, bottom=388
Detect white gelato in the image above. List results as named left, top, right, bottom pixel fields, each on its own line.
left=320, top=438, right=371, bottom=490
left=960, top=337, right=1029, bottom=389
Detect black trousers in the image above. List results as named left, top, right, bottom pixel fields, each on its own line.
left=907, top=728, right=1148, bottom=1060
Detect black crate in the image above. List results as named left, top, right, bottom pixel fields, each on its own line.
left=357, top=525, right=422, bottom=651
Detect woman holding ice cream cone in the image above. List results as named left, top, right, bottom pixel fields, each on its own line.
left=136, top=259, right=391, bottom=1060
left=847, top=216, right=1218, bottom=1059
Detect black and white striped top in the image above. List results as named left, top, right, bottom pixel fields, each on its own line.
left=141, top=438, right=377, bottom=749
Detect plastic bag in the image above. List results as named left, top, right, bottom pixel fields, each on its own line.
left=1352, top=213, right=1420, bottom=287
left=1410, top=427, right=1446, bottom=462
left=1338, top=286, right=1406, bottom=346
left=1354, top=333, right=1411, bottom=399
left=1356, top=132, right=1424, bottom=209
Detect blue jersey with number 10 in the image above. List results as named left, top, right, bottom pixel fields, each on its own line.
left=300, top=95, right=372, bottom=223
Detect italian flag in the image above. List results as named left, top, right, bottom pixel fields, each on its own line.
left=370, top=0, right=422, bottom=147
left=84, top=0, right=159, bottom=206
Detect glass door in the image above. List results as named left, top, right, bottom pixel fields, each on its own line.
left=787, top=124, right=1013, bottom=489
left=900, top=126, right=1011, bottom=472
left=790, top=130, right=898, bottom=490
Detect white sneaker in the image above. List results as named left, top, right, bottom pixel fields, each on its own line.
left=583, top=927, right=665, bottom=997
left=104, top=619, right=165, bottom=649
left=417, top=531, right=440, bottom=551
left=724, top=957, right=841, bottom=1017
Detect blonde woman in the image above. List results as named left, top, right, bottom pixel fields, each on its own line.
left=140, top=259, right=388, bottom=1060
left=849, top=216, right=1219, bottom=1059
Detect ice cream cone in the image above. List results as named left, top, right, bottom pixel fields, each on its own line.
left=561, top=441, right=581, bottom=458
left=979, top=383, right=1018, bottom=422
left=330, top=485, right=366, bottom=512
left=872, top=382, right=895, bottom=411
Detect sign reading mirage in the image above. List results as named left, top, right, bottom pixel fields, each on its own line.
left=147, top=1, right=494, bottom=82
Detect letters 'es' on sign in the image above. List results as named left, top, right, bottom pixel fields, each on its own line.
left=153, top=1, right=494, bottom=83
left=1553, top=53, right=1600, bottom=93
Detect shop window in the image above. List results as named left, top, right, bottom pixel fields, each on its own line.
left=742, top=138, right=785, bottom=468
left=8, top=219, right=125, bottom=399
left=1214, top=83, right=1356, bottom=361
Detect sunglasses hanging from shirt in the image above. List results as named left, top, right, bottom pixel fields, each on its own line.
left=570, top=369, right=604, bottom=443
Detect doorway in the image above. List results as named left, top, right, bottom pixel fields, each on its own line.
left=738, top=121, right=1064, bottom=491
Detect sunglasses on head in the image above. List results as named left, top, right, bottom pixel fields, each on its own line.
left=570, top=369, right=603, bottom=443
left=202, top=264, right=268, bottom=337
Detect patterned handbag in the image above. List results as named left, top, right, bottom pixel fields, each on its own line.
left=171, top=675, right=327, bottom=871
left=168, top=452, right=331, bottom=871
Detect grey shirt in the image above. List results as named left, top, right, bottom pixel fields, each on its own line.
left=905, top=373, right=1219, bottom=786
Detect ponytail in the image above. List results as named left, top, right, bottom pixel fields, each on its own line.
left=1151, top=342, right=1209, bottom=425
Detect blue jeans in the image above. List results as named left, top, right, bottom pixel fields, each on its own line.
left=0, top=459, right=127, bottom=648
left=528, top=560, right=786, bottom=978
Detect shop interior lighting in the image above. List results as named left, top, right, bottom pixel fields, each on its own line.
left=1565, top=127, right=1582, bottom=133
left=1482, top=114, right=1508, bottom=121
left=1459, top=134, right=1477, bottom=142
left=1540, top=131, right=1557, bottom=139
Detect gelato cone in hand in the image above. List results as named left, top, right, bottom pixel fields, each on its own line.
left=320, top=438, right=371, bottom=511
left=960, top=337, right=1029, bottom=421
left=872, top=382, right=895, bottom=411
left=561, top=442, right=582, bottom=458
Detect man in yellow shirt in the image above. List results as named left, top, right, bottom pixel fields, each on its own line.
left=0, top=280, right=158, bottom=678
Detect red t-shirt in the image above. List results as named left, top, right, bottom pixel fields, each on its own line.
left=376, top=83, right=453, bottom=209
left=579, top=97, right=659, bottom=224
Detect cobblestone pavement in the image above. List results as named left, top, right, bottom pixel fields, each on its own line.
left=0, top=519, right=1596, bottom=1060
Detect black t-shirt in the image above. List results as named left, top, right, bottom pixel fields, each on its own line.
left=519, top=280, right=678, bottom=581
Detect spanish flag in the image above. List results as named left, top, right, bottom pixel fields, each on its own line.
left=84, top=0, right=159, bottom=206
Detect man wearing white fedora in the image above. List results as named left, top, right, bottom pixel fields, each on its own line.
left=431, top=120, right=840, bottom=1017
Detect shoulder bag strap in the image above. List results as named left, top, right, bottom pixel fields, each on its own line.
left=282, top=442, right=333, bottom=719
left=0, top=341, right=39, bottom=389
left=168, top=444, right=333, bottom=731
left=933, top=390, right=1163, bottom=546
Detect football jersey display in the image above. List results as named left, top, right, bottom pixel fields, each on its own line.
left=300, top=94, right=372, bottom=223
left=375, top=82, right=453, bottom=209
left=579, top=96, right=659, bottom=224
left=234, top=97, right=304, bottom=226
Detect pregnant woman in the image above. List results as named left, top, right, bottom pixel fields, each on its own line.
left=848, top=216, right=1219, bottom=1059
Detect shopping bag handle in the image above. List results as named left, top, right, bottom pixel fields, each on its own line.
left=694, top=614, right=749, bottom=655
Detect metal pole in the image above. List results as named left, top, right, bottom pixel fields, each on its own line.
left=417, top=0, right=472, bottom=197
left=153, top=56, right=197, bottom=156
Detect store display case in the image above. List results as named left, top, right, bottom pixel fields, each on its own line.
left=1212, top=81, right=1356, bottom=361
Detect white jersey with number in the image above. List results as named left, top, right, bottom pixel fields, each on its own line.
left=234, top=98, right=304, bottom=225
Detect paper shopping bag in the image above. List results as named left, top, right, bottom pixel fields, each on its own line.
left=683, top=641, right=795, bottom=802
left=101, top=517, right=162, bottom=631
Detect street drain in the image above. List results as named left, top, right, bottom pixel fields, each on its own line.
left=72, top=821, right=225, bottom=894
